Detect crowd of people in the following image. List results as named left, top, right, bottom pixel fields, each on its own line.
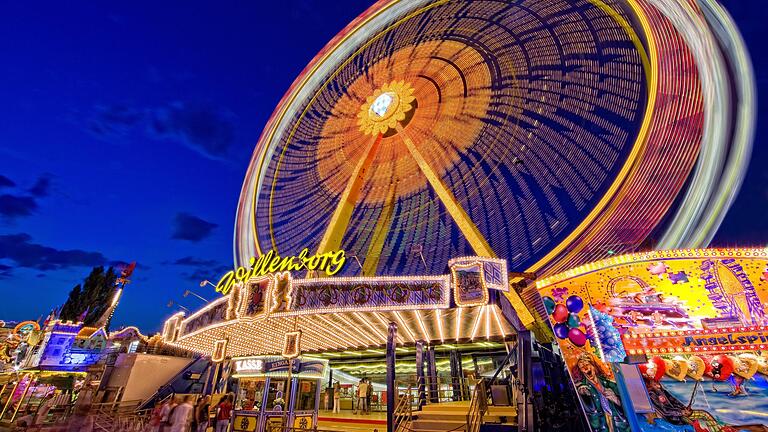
left=148, top=393, right=232, bottom=432
left=325, top=378, right=375, bottom=415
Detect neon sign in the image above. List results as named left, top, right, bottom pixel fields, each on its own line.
left=215, top=248, right=346, bottom=295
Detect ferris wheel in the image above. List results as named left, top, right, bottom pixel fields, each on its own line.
left=234, top=0, right=753, bottom=285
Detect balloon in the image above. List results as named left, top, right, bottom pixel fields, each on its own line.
left=566, top=295, right=584, bottom=313
left=567, top=328, right=587, bottom=347
left=553, top=323, right=569, bottom=339
left=543, top=296, right=556, bottom=315
left=639, top=357, right=667, bottom=381
left=567, top=313, right=580, bottom=329
left=710, top=355, right=734, bottom=381
left=552, top=304, right=569, bottom=323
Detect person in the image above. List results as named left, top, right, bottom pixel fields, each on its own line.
left=149, top=400, right=164, bottom=432
left=323, top=388, right=329, bottom=411
left=168, top=395, right=194, bottom=432
left=366, top=378, right=373, bottom=413
left=160, top=396, right=179, bottom=432
left=571, top=353, right=630, bottom=432
left=195, top=395, right=211, bottom=432
left=34, top=394, right=55, bottom=426
left=333, top=382, right=341, bottom=414
left=216, top=395, right=233, bottom=432
left=357, top=378, right=368, bottom=415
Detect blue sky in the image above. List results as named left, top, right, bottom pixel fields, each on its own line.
left=0, top=0, right=765, bottom=333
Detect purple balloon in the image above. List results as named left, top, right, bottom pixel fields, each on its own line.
left=568, top=328, right=587, bottom=347
left=566, top=295, right=584, bottom=313
left=553, top=323, right=569, bottom=339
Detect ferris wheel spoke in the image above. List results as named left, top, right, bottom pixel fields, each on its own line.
left=395, top=123, right=494, bottom=257
left=361, top=178, right=398, bottom=276
left=316, top=133, right=384, bottom=255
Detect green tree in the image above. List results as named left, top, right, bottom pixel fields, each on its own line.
left=60, top=266, right=118, bottom=328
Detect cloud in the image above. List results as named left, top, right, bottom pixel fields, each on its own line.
left=86, top=104, right=144, bottom=138
left=181, top=264, right=232, bottom=283
left=168, top=256, right=220, bottom=267
left=28, top=175, right=52, bottom=197
left=149, top=103, right=236, bottom=160
left=0, top=194, right=38, bottom=219
left=86, top=102, right=237, bottom=160
left=0, top=233, right=107, bottom=271
left=171, top=213, right=218, bottom=242
left=0, top=175, right=54, bottom=220
left=0, top=264, right=13, bottom=279
left=0, top=175, right=15, bottom=188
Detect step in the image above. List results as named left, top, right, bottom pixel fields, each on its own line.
left=410, top=419, right=467, bottom=432
left=420, top=401, right=471, bottom=413
left=487, top=406, right=517, bottom=417
left=417, top=411, right=467, bottom=422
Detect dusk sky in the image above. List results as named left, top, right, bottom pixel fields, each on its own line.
left=1, top=0, right=766, bottom=334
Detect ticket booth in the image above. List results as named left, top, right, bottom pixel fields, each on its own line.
left=229, top=356, right=326, bottom=432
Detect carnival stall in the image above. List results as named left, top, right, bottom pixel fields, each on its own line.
left=227, top=356, right=327, bottom=432
left=537, top=248, right=768, bottom=432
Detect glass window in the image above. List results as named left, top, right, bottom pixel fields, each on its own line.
left=265, top=379, right=289, bottom=411
left=295, top=380, right=317, bottom=411
left=237, top=379, right=266, bottom=411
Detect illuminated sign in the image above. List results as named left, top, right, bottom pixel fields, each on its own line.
left=215, top=248, right=346, bottom=295
left=235, top=358, right=265, bottom=373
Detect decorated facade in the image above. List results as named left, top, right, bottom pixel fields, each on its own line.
left=537, top=248, right=768, bottom=431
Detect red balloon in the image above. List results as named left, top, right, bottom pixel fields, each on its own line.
left=552, top=304, right=569, bottom=323
left=567, top=328, right=587, bottom=347
left=639, top=357, right=666, bottom=381
left=710, top=355, right=734, bottom=381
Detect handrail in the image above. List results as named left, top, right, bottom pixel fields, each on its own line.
left=393, top=385, right=414, bottom=432
left=466, top=379, right=488, bottom=432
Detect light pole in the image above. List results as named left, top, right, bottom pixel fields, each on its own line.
left=166, top=301, right=190, bottom=313
left=183, top=289, right=210, bottom=304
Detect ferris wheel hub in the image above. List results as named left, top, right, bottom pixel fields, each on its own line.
left=358, top=80, right=416, bottom=136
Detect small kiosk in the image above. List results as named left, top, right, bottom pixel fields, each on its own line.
left=229, top=356, right=327, bottom=432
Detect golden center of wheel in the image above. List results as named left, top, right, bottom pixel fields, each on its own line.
left=357, top=80, right=415, bottom=136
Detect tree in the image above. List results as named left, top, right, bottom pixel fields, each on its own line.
left=60, top=266, right=118, bottom=328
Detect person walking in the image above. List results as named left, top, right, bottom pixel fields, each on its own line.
left=356, top=379, right=368, bottom=415
left=160, top=396, right=179, bottom=432
left=215, top=395, right=233, bottom=432
left=366, top=378, right=373, bottom=414
left=333, top=382, right=341, bottom=414
left=148, top=400, right=164, bottom=432
left=195, top=395, right=211, bottom=432
left=169, top=395, right=194, bottom=432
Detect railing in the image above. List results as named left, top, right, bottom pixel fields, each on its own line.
left=90, top=400, right=147, bottom=432
left=393, top=386, right=414, bottom=432
left=397, top=375, right=476, bottom=406
left=466, top=379, right=488, bottom=432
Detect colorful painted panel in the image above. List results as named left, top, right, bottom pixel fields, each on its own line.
left=180, top=297, right=229, bottom=336
left=537, top=249, right=768, bottom=431
left=287, top=276, right=450, bottom=315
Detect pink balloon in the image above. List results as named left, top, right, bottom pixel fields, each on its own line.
left=552, top=304, right=569, bottom=323
left=568, top=328, right=587, bottom=347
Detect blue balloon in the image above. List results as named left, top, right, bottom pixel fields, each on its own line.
left=566, top=295, right=584, bottom=313
left=553, top=323, right=569, bottom=339
left=543, top=296, right=556, bottom=315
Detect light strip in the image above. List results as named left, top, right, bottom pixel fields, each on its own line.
left=470, top=307, right=484, bottom=341
left=435, top=309, right=445, bottom=343
left=413, top=310, right=431, bottom=342
left=483, top=306, right=489, bottom=340
left=373, top=312, right=401, bottom=346
left=492, top=306, right=507, bottom=338
left=354, top=312, right=387, bottom=341
left=455, top=308, right=462, bottom=341
left=338, top=314, right=380, bottom=346
left=315, top=314, right=369, bottom=348
left=392, top=311, right=417, bottom=343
